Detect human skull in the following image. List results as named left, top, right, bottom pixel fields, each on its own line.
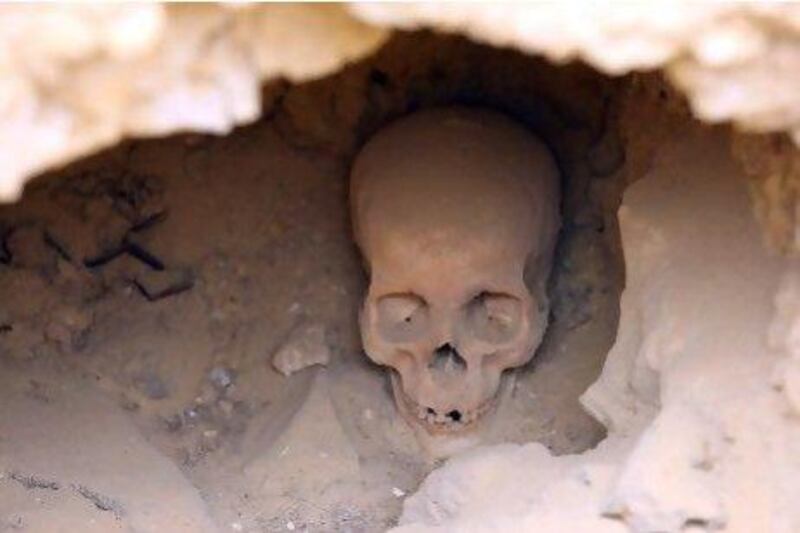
left=350, top=107, right=560, bottom=435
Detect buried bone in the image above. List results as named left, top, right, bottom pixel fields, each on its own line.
left=350, top=107, right=560, bottom=437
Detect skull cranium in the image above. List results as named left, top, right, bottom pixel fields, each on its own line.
left=350, top=107, right=560, bottom=436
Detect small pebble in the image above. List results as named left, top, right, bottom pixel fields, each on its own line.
left=219, top=399, right=234, bottom=417
left=231, top=522, right=243, bottom=532
left=392, top=487, right=406, bottom=498
left=134, top=371, right=169, bottom=400
left=164, top=415, right=182, bottom=432
left=209, top=366, right=235, bottom=389
left=286, top=521, right=296, bottom=531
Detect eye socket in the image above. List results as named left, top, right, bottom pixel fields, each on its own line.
left=376, top=293, right=429, bottom=343
left=466, top=291, right=523, bottom=344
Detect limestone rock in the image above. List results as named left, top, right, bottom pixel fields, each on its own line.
left=0, top=4, right=386, bottom=202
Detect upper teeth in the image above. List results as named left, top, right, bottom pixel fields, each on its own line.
left=399, top=389, right=496, bottom=432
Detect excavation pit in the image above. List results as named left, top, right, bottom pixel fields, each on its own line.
left=1, top=24, right=796, bottom=533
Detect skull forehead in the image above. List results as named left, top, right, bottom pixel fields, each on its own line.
left=369, top=232, right=524, bottom=295
left=351, top=107, right=558, bottom=264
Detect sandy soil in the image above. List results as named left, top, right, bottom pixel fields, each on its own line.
left=0, top=78, right=622, bottom=531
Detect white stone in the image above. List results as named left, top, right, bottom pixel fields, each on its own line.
left=0, top=4, right=386, bottom=202
left=271, top=322, right=331, bottom=377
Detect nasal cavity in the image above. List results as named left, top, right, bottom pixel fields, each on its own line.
left=429, top=343, right=467, bottom=375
